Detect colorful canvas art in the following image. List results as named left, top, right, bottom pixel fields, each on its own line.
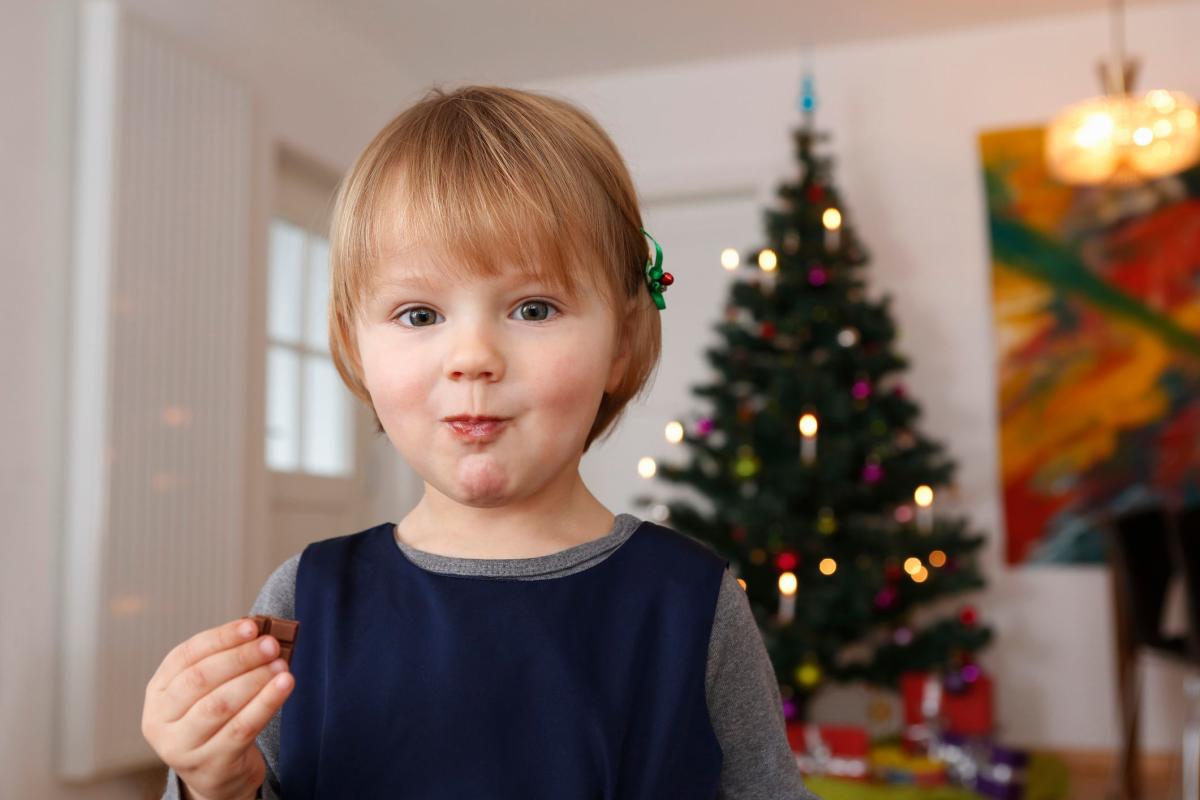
left=980, top=126, right=1200, bottom=565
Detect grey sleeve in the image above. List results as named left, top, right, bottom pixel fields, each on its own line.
left=161, top=554, right=302, bottom=800
left=706, top=568, right=822, bottom=800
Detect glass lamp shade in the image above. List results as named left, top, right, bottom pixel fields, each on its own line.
left=1045, top=88, right=1200, bottom=185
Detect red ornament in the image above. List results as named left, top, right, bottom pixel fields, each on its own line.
left=776, top=551, right=798, bottom=571
left=760, top=322, right=777, bottom=340
left=806, top=184, right=826, bottom=203
left=960, top=606, right=978, bottom=626
left=660, top=272, right=674, bottom=286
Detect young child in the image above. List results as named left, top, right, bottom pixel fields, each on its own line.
left=144, top=85, right=820, bottom=800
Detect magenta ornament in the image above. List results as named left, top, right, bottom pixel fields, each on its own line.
left=782, top=697, right=798, bottom=720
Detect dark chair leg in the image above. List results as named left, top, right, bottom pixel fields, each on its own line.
left=1111, top=532, right=1141, bottom=800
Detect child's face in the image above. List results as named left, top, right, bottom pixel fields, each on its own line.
left=354, top=245, right=632, bottom=509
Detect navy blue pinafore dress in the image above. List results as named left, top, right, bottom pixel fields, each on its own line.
left=277, top=519, right=728, bottom=799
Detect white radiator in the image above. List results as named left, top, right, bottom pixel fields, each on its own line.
left=59, top=0, right=253, bottom=779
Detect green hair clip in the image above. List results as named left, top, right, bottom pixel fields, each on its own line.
left=641, top=228, right=672, bottom=310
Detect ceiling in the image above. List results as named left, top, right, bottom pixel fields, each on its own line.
left=296, top=0, right=1183, bottom=86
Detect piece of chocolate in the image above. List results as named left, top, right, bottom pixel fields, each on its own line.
left=251, top=614, right=299, bottom=666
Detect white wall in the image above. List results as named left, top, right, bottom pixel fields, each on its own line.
left=5, top=1, right=1196, bottom=796
left=531, top=1, right=1200, bottom=751
left=1, top=1, right=427, bottom=796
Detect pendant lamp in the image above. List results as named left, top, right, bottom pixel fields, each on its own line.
left=1045, top=0, right=1199, bottom=186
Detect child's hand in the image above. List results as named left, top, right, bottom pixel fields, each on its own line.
left=141, top=617, right=294, bottom=800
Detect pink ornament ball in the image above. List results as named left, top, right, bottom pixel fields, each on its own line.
left=808, top=267, right=828, bottom=286
left=782, top=697, right=798, bottom=720
left=852, top=380, right=871, bottom=400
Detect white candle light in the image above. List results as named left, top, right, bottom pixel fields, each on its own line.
left=822, top=207, right=842, bottom=252
left=914, top=484, right=934, bottom=534
left=777, top=571, right=798, bottom=624
left=798, top=413, right=819, bottom=466
left=759, top=248, right=778, bottom=296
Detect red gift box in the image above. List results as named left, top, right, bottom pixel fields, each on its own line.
left=944, top=673, right=992, bottom=736
left=901, top=670, right=993, bottom=738
left=787, top=722, right=871, bottom=781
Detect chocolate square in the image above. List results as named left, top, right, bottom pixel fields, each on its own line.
left=251, top=614, right=300, bottom=666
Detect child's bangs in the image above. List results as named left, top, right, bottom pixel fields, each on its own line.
left=362, top=157, right=614, bottom=312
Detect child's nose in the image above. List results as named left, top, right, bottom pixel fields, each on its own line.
left=444, top=325, right=506, bottom=382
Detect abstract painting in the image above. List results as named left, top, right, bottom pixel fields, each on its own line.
left=980, top=126, right=1200, bottom=565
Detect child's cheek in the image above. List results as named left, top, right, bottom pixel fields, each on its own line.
left=526, top=346, right=609, bottom=423
left=359, top=337, right=433, bottom=445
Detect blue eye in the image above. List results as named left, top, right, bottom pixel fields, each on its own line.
left=390, top=300, right=560, bottom=328
left=514, top=300, right=558, bottom=322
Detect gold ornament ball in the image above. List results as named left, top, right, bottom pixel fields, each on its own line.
left=734, top=446, right=760, bottom=478
left=795, top=662, right=823, bottom=688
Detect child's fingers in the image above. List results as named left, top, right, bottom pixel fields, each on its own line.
left=171, top=660, right=291, bottom=752
left=158, top=633, right=282, bottom=723
left=190, top=663, right=294, bottom=759
left=149, top=618, right=259, bottom=694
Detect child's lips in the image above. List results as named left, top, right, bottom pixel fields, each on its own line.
left=445, top=419, right=509, bottom=442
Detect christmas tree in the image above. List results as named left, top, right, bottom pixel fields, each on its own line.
left=635, top=75, right=993, bottom=721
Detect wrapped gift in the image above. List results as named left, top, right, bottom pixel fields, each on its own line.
left=931, top=732, right=1029, bottom=799
left=944, top=671, right=993, bottom=736
left=787, top=723, right=870, bottom=781
left=869, top=743, right=948, bottom=787
left=974, top=741, right=1029, bottom=800
left=899, top=671, right=944, bottom=753
left=901, top=668, right=994, bottom=743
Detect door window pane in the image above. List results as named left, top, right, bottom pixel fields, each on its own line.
left=303, top=354, right=351, bottom=476
left=265, top=344, right=300, bottom=471
left=268, top=220, right=306, bottom=344
left=306, top=235, right=331, bottom=353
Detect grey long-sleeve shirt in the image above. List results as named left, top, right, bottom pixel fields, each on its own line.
left=162, top=513, right=819, bottom=799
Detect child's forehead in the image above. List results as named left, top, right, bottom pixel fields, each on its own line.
left=372, top=261, right=544, bottom=292
left=372, top=238, right=543, bottom=288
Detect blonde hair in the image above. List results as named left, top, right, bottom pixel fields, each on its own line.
left=327, top=84, right=661, bottom=453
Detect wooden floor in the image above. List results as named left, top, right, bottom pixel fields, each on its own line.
left=134, top=753, right=1179, bottom=800
left=1054, top=750, right=1176, bottom=800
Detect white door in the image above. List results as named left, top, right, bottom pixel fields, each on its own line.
left=263, top=148, right=375, bottom=569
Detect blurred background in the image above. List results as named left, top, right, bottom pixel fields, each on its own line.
left=5, top=0, right=1200, bottom=798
